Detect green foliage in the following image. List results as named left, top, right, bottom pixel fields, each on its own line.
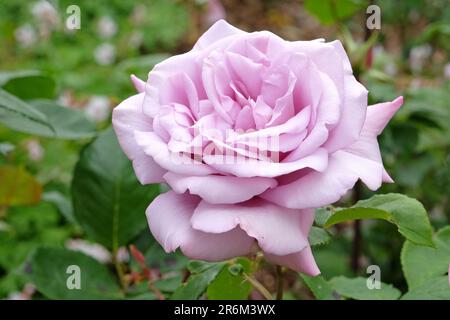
left=324, top=194, right=434, bottom=247
left=26, top=247, right=122, bottom=299
left=308, top=226, right=332, bottom=246
left=300, top=274, right=335, bottom=300
left=401, top=226, right=450, bottom=298
left=0, top=71, right=56, bottom=100
left=207, top=258, right=253, bottom=300
left=171, top=261, right=226, bottom=300
left=72, top=128, right=159, bottom=249
left=305, top=0, right=367, bottom=25
left=0, top=88, right=54, bottom=136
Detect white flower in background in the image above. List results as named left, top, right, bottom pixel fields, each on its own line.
left=24, top=139, right=44, bottom=161
left=57, top=90, right=73, bottom=108
left=384, top=62, right=398, bottom=76
left=7, top=284, right=35, bottom=300
left=66, top=239, right=112, bottom=263
left=94, top=43, right=116, bottom=66
left=444, top=63, right=450, bottom=79
left=372, top=44, right=384, bottom=57
left=131, top=4, right=147, bottom=26
left=97, top=16, right=118, bottom=39
left=129, top=30, right=144, bottom=49
left=117, top=247, right=130, bottom=263
left=84, top=95, right=111, bottom=122
left=409, top=44, right=432, bottom=73
left=409, top=78, right=422, bottom=90
left=31, top=0, right=60, bottom=38
left=31, top=0, right=59, bottom=27
left=15, top=24, right=37, bottom=47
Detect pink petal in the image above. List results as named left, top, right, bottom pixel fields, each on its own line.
left=112, top=93, right=166, bottom=184
left=164, top=172, right=277, bottom=204
left=203, top=147, right=328, bottom=178
left=146, top=191, right=254, bottom=261
left=134, top=131, right=218, bottom=176
left=193, top=19, right=245, bottom=51
left=265, top=246, right=320, bottom=276
left=191, top=199, right=313, bottom=256
left=130, top=74, right=146, bottom=93
left=261, top=150, right=383, bottom=209
left=323, top=41, right=369, bottom=152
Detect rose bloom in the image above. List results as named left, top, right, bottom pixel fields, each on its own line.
left=113, top=20, right=403, bottom=275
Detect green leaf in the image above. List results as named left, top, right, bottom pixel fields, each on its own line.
left=300, top=274, right=336, bottom=300
left=324, top=193, right=434, bottom=247
left=309, top=226, right=332, bottom=246
left=0, top=88, right=54, bottom=135
left=330, top=276, right=401, bottom=300
left=207, top=258, right=253, bottom=300
left=171, top=261, right=225, bottom=300
left=0, top=165, right=42, bottom=206
left=42, top=191, right=76, bottom=224
left=401, top=276, right=450, bottom=300
left=26, top=246, right=122, bottom=299
left=0, top=71, right=56, bottom=100
left=401, top=226, right=450, bottom=290
left=4, top=100, right=96, bottom=139
left=72, top=128, right=160, bottom=250
left=304, top=0, right=366, bottom=25
left=314, top=207, right=334, bottom=227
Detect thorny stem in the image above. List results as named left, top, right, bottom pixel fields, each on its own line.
left=275, top=265, right=284, bottom=300
left=243, top=273, right=273, bottom=300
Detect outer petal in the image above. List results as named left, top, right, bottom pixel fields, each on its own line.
left=193, top=19, right=246, bottom=51
left=261, top=150, right=383, bottom=209
left=130, top=74, right=146, bottom=93
left=191, top=199, right=312, bottom=256
left=323, top=40, right=369, bottom=152
left=265, top=247, right=320, bottom=276
left=112, top=93, right=166, bottom=184
left=164, top=172, right=277, bottom=204
left=262, top=97, right=403, bottom=209
left=146, top=191, right=254, bottom=261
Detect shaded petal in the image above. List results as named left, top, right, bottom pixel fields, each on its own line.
left=164, top=172, right=277, bottom=204
left=261, top=150, right=383, bottom=209
left=191, top=199, right=312, bottom=256
left=265, top=247, right=320, bottom=276
left=112, top=93, right=165, bottom=183
left=146, top=191, right=254, bottom=261
left=323, top=41, right=368, bottom=151
left=135, top=131, right=218, bottom=176
left=203, top=147, right=328, bottom=178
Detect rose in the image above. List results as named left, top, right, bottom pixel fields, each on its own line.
left=112, top=20, right=403, bottom=275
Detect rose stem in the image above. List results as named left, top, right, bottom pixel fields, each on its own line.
left=275, top=265, right=284, bottom=300
left=243, top=273, right=273, bottom=300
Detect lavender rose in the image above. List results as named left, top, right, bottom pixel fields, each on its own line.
left=112, top=20, right=402, bottom=275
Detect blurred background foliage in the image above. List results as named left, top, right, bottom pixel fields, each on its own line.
left=0, top=0, right=449, bottom=300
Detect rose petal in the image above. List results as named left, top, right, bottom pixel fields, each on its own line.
left=193, top=19, right=246, bottom=51
left=112, top=93, right=166, bottom=184
left=261, top=150, right=383, bottom=209
left=265, top=247, right=320, bottom=276
left=203, top=147, right=328, bottom=178
left=164, top=172, right=277, bottom=204
left=135, top=131, right=218, bottom=176
left=146, top=191, right=254, bottom=261
left=191, top=199, right=313, bottom=256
